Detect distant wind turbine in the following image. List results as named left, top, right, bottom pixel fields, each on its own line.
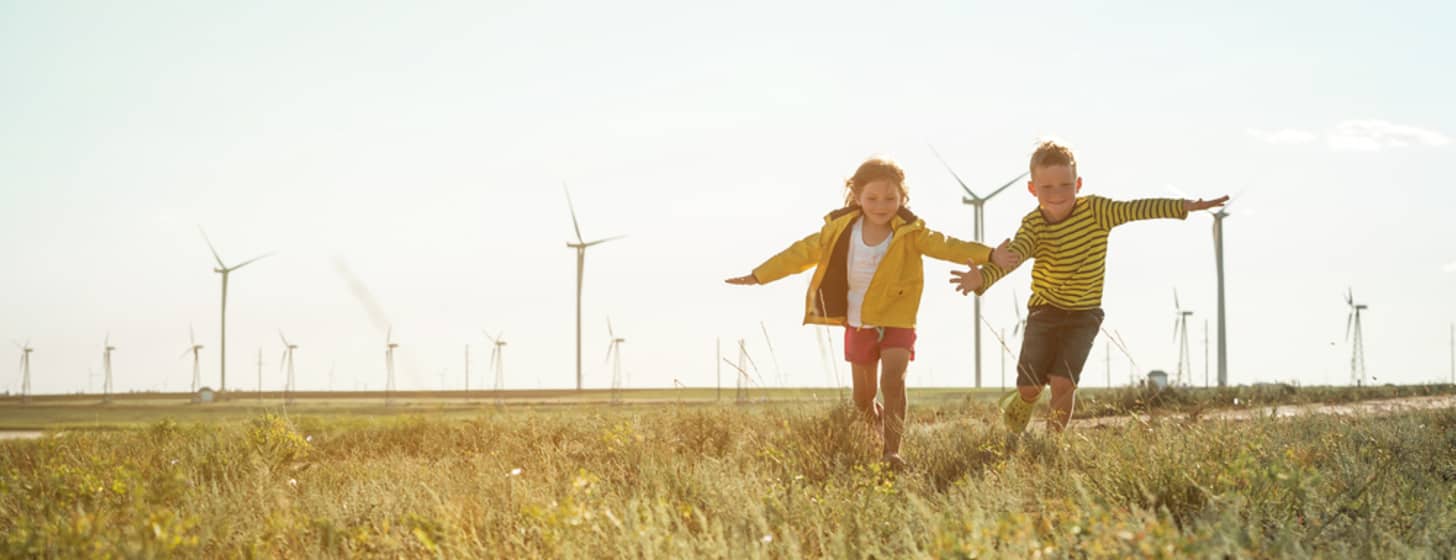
left=1345, top=289, right=1369, bottom=386
left=181, top=326, right=203, bottom=393
left=279, top=330, right=298, bottom=403
left=14, top=340, right=32, bottom=404
left=385, top=328, right=399, bottom=406
left=605, top=319, right=626, bottom=404
left=102, top=334, right=116, bottom=403
left=564, top=184, right=625, bottom=391
left=1172, top=290, right=1194, bottom=386
left=198, top=227, right=273, bottom=394
left=930, top=146, right=1027, bottom=389
left=485, top=330, right=506, bottom=406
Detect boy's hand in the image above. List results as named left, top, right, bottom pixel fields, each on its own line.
left=725, top=274, right=759, bottom=285
left=989, top=239, right=1021, bottom=270
left=949, top=263, right=984, bottom=295
left=1185, top=195, right=1230, bottom=212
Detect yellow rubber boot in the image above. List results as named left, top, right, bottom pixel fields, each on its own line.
left=999, top=390, right=1036, bottom=434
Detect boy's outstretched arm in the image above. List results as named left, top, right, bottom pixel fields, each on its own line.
left=1093, top=195, right=1229, bottom=229
left=725, top=231, right=824, bottom=286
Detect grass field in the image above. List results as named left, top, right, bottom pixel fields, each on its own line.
left=3, top=386, right=1455, bottom=557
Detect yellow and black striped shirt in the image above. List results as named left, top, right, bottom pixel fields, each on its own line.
left=978, top=195, right=1187, bottom=310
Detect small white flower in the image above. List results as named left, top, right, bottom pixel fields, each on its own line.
left=761, top=534, right=773, bottom=543
left=305, top=435, right=313, bottom=443
left=288, top=478, right=298, bottom=488
left=509, top=468, right=523, bottom=477
left=169, top=459, right=178, bottom=466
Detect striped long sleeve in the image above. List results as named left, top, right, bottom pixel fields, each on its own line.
left=975, top=195, right=1187, bottom=310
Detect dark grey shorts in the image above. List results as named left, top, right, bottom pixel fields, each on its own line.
left=1016, top=306, right=1104, bottom=387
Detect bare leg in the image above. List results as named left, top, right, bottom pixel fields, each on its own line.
left=1047, top=376, right=1077, bottom=431
left=851, top=362, right=881, bottom=429
left=878, top=348, right=911, bottom=456
left=1018, top=383, right=1043, bottom=404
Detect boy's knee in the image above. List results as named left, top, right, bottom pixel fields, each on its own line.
left=1050, top=377, right=1077, bottom=396
left=1017, top=385, right=1042, bottom=401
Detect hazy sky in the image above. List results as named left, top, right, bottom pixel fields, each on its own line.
left=3, top=0, right=1454, bottom=395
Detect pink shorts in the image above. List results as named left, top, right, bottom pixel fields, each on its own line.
left=843, top=326, right=917, bottom=365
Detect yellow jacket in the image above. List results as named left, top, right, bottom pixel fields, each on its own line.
left=752, top=206, right=994, bottom=328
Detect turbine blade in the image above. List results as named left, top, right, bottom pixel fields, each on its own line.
left=604, top=343, right=613, bottom=365
left=229, top=251, right=275, bottom=271
left=180, top=348, right=192, bottom=360
left=197, top=226, right=226, bottom=268
left=1174, top=288, right=1181, bottom=311
left=1345, top=313, right=1353, bottom=341
left=1345, top=287, right=1353, bottom=306
left=983, top=171, right=1030, bottom=201
left=564, top=183, right=585, bottom=244
left=583, top=235, right=626, bottom=248
left=190, top=325, right=196, bottom=347
left=928, top=144, right=979, bottom=199
left=279, top=329, right=289, bottom=346
left=607, top=317, right=615, bottom=338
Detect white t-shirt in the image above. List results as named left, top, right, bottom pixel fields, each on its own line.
left=846, top=218, right=892, bottom=328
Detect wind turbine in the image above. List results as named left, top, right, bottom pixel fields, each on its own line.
left=198, top=227, right=273, bottom=394
left=1345, top=289, right=1369, bottom=386
left=564, top=184, right=625, bottom=392
left=102, top=334, right=116, bottom=403
left=181, top=326, right=203, bottom=393
left=1172, top=290, right=1194, bottom=387
left=14, top=340, right=32, bottom=404
left=279, top=330, right=298, bottom=403
left=385, top=328, right=399, bottom=406
left=930, top=146, right=1028, bottom=388
left=485, top=330, right=506, bottom=405
left=1170, top=184, right=1246, bottom=388
left=605, top=319, right=626, bottom=404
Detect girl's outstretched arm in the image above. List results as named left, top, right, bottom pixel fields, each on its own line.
left=728, top=231, right=824, bottom=286
left=913, top=228, right=995, bottom=266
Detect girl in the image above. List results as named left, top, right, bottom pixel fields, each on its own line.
left=726, top=157, right=1017, bottom=469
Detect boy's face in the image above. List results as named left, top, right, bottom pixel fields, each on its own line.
left=857, top=179, right=902, bottom=226
left=1028, top=164, right=1082, bottom=222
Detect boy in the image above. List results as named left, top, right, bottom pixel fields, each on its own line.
left=950, top=139, right=1226, bottom=432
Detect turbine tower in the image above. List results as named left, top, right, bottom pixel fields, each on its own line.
left=1212, top=205, right=1230, bottom=387
left=1172, top=290, right=1194, bottom=387
left=563, top=185, right=624, bottom=391
left=198, top=227, right=273, bottom=394
left=385, top=328, right=399, bottom=405
left=279, top=330, right=298, bottom=403
left=102, top=334, right=116, bottom=403
left=14, top=340, right=32, bottom=404
left=182, top=326, right=204, bottom=393
left=605, top=319, right=626, bottom=404
left=1345, top=289, right=1369, bottom=386
left=930, top=146, right=1027, bottom=388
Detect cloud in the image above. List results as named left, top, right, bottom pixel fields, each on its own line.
left=1326, top=120, right=1451, bottom=152
left=1246, top=128, right=1317, bottom=145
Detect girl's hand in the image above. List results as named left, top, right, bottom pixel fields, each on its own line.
left=725, top=274, right=759, bottom=285
left=949, top=264, right=984, bottom=295
left=1184, top=195, right=1230, bottom=212
left=990, top=239, right=1021, bottom=270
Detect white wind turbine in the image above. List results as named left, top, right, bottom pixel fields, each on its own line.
left=385, top=327, right=399, bottom=405
left=564, top=184, right=625, bottom=392
left=279, top=330, right=298, bottom=403
left=181, top=326, right=204, bottom=393
left=102, top=334, right=116, bottom=403
left=1345, top=288, right=1369, bottom=387
left=1172, top=290, right=1194, bottom=387
left=930, top=146, right=1028, bottom=389
left=198, top=227, right=273, bottom=394
left=484, top=330, right=506, bottom=405
left=605, top=319, right=626, bottom=403
left=14, top=340, right=32, bottom=404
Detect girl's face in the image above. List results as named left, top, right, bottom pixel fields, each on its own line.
left=856, top=179, right=903, bottom=226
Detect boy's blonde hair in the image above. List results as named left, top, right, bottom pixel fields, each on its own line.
left=844, top=156, right=910, bottom=207
left=1029, top=139, right=1077, bottom=178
